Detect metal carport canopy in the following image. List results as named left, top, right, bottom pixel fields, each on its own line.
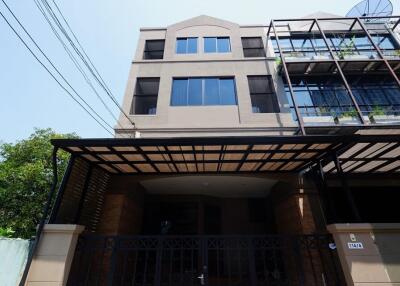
left=51, top=134, right=400, bottom=175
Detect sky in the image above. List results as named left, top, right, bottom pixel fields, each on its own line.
left=1, top=0, right=399, bottom=143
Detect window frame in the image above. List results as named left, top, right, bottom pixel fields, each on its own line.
left=170, top=77, right=237, bottom=106
left=247, top=75, right=280, bottom=113
left=131, top=77, right=160, bottom=115
left=204, top=37, right=231, bottom=53
left=241, top=37, right=266, bottom=57
left=176, top=37, right=198, bottom=54
left=143, top=39, right=165, bottom=60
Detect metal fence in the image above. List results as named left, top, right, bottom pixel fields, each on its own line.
left=67, top=234, right=345, bottom=286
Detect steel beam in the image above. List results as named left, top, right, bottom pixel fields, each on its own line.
left=49, top=155, right=76, bottom=223
left=356, top=17, right=400, bottom=88
left=333, top=153, right=362, bottom=222
left=270, top=20, right=306, bottom=135
left=314, top=19, right=366, bottom=124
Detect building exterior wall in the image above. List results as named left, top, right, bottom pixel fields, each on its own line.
left=116, top=15, right=296, bottom=138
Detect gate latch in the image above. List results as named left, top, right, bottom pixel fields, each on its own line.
left=197, top=273, right=205, bottom=285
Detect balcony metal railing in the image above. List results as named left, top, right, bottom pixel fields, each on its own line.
left=267, top=16, right=400, bottom=134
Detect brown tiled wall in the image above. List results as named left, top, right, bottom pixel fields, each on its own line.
left=271, top=175, right=325, bottom=235
left=97, top=176, right=145, bottom=235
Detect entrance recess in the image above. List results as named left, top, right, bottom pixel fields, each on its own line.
left=67, top=234, right=345, bottom=286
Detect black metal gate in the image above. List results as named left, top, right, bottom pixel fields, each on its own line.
left=67, top=234, right=345, bottom=286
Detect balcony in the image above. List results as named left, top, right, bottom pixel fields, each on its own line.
left=267, top=16, right=400, bottom=133
left=283, top=75, right=400, bottom=128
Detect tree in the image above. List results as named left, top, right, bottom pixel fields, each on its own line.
left=0, top=128, right=78, bottom=238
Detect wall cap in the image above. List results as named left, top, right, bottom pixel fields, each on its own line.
left=41, top=224, right=85, bottom=234
left=327, top=223, right=400, bottom=233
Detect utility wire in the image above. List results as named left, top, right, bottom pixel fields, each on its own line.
left=32, top=0, right=123, bottom=129
left=41, top=0, right=135, bottom=127
left=0, top=6, right=114, bottom=136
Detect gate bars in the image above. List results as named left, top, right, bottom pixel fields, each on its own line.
left=67, top=234, right=345, bottom=286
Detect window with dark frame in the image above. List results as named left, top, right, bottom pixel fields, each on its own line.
left=132, top=78, right=160, bottom=115
left=247, top=76, right=280, bottom=113
left=176, top=37, right=198, bottom=54
left=171, top=77, right=237, bottom=106
left=143, top=40, right=165, bottom=59
left=204, top=37, right=231, bottom=53
left=242, top=37, right=266, bottom=57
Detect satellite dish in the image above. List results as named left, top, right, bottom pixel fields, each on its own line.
left=346, top=0, right=393, bottom=21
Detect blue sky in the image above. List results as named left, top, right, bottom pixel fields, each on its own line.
left=1, top=0, right=399, bottom=143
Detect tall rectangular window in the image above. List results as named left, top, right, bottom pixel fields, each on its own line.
left=248, top=76, right=279, bottom=113
left=176, top=37, right=198, bottom=54
left=143, top=40, right=165, bottom=59
left=171, top=77, right=236, bottom=106
left=132, top=78, right=160, bottom=114
left=204, top=37, right=231, bottom=53
left=242, top=37, right=265, bottom=57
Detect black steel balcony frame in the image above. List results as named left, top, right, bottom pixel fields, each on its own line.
left=267, top=16, right=400, bottom=134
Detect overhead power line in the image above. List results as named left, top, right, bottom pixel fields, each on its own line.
left=38, top=0, right=136, bottom=128
left=0, top=3, right=114, bottom=136
left=32, top=0, right=122, bottom=128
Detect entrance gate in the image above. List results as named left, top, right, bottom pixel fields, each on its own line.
left=67, top=234, right=345, bottom=286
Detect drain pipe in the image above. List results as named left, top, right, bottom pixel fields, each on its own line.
left=19, top=146, right=59, bottom=286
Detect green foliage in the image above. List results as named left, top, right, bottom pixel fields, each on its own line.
left=370, top=106, right=386, bottom=116
left=341, top=108, right=359, bottom=118
left=0, top=227, right=15, bottom=238
left=0, top=128, right=78, bottom=238
left=337, top=35, right=356, bottom=59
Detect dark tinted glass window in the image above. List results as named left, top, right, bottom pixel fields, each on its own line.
left=248, top=76, right=279, bottom=113
left=242, top=37, right=265, bottom=57
left=143, top=40, right=165, bottom=59
left=171, top=77, right=237, bottom=106
left=132, top=78, right=160, bottom=114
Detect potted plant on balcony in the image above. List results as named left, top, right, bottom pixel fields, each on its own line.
left=336, top=108, right=359, bottom=125
left=337, top=35, right=370, bottom=60
left=274, top=57, right=282, bottom=74
left=368, top=106, right=386, bottom=124
left=369, top=106, right=400, bottom=124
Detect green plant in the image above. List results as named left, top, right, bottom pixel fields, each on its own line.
left=341, top=108, right=358, bottom=118
left=0, top=128, right=79, bottom=238
left=275, top=57, right=282, bottom=66
left=337, top=35, right=356, bottom=59
left=370, top=106, right=386, bottom=117
left=0, top=227, right=15, bottom=238
left=318, top=106, right=329, bottom=115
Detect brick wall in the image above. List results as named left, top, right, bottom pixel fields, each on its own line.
left=97, top=176, right=145, bottom=235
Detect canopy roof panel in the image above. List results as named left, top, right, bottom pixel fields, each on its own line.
left=51, top=135, right=400, bottom=175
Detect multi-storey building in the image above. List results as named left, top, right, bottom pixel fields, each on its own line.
left=22, top=13, right=400, bottom=286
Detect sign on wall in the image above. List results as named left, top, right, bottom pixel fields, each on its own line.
left=348, top=242, right=364, bottom=249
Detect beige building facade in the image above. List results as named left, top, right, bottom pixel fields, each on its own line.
left=22, top=13, right=400, bottom=286
left=116, top=15, right=296, bottom=138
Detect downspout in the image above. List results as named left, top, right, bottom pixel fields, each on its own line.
left=19, top=146, right=59, bottom=286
